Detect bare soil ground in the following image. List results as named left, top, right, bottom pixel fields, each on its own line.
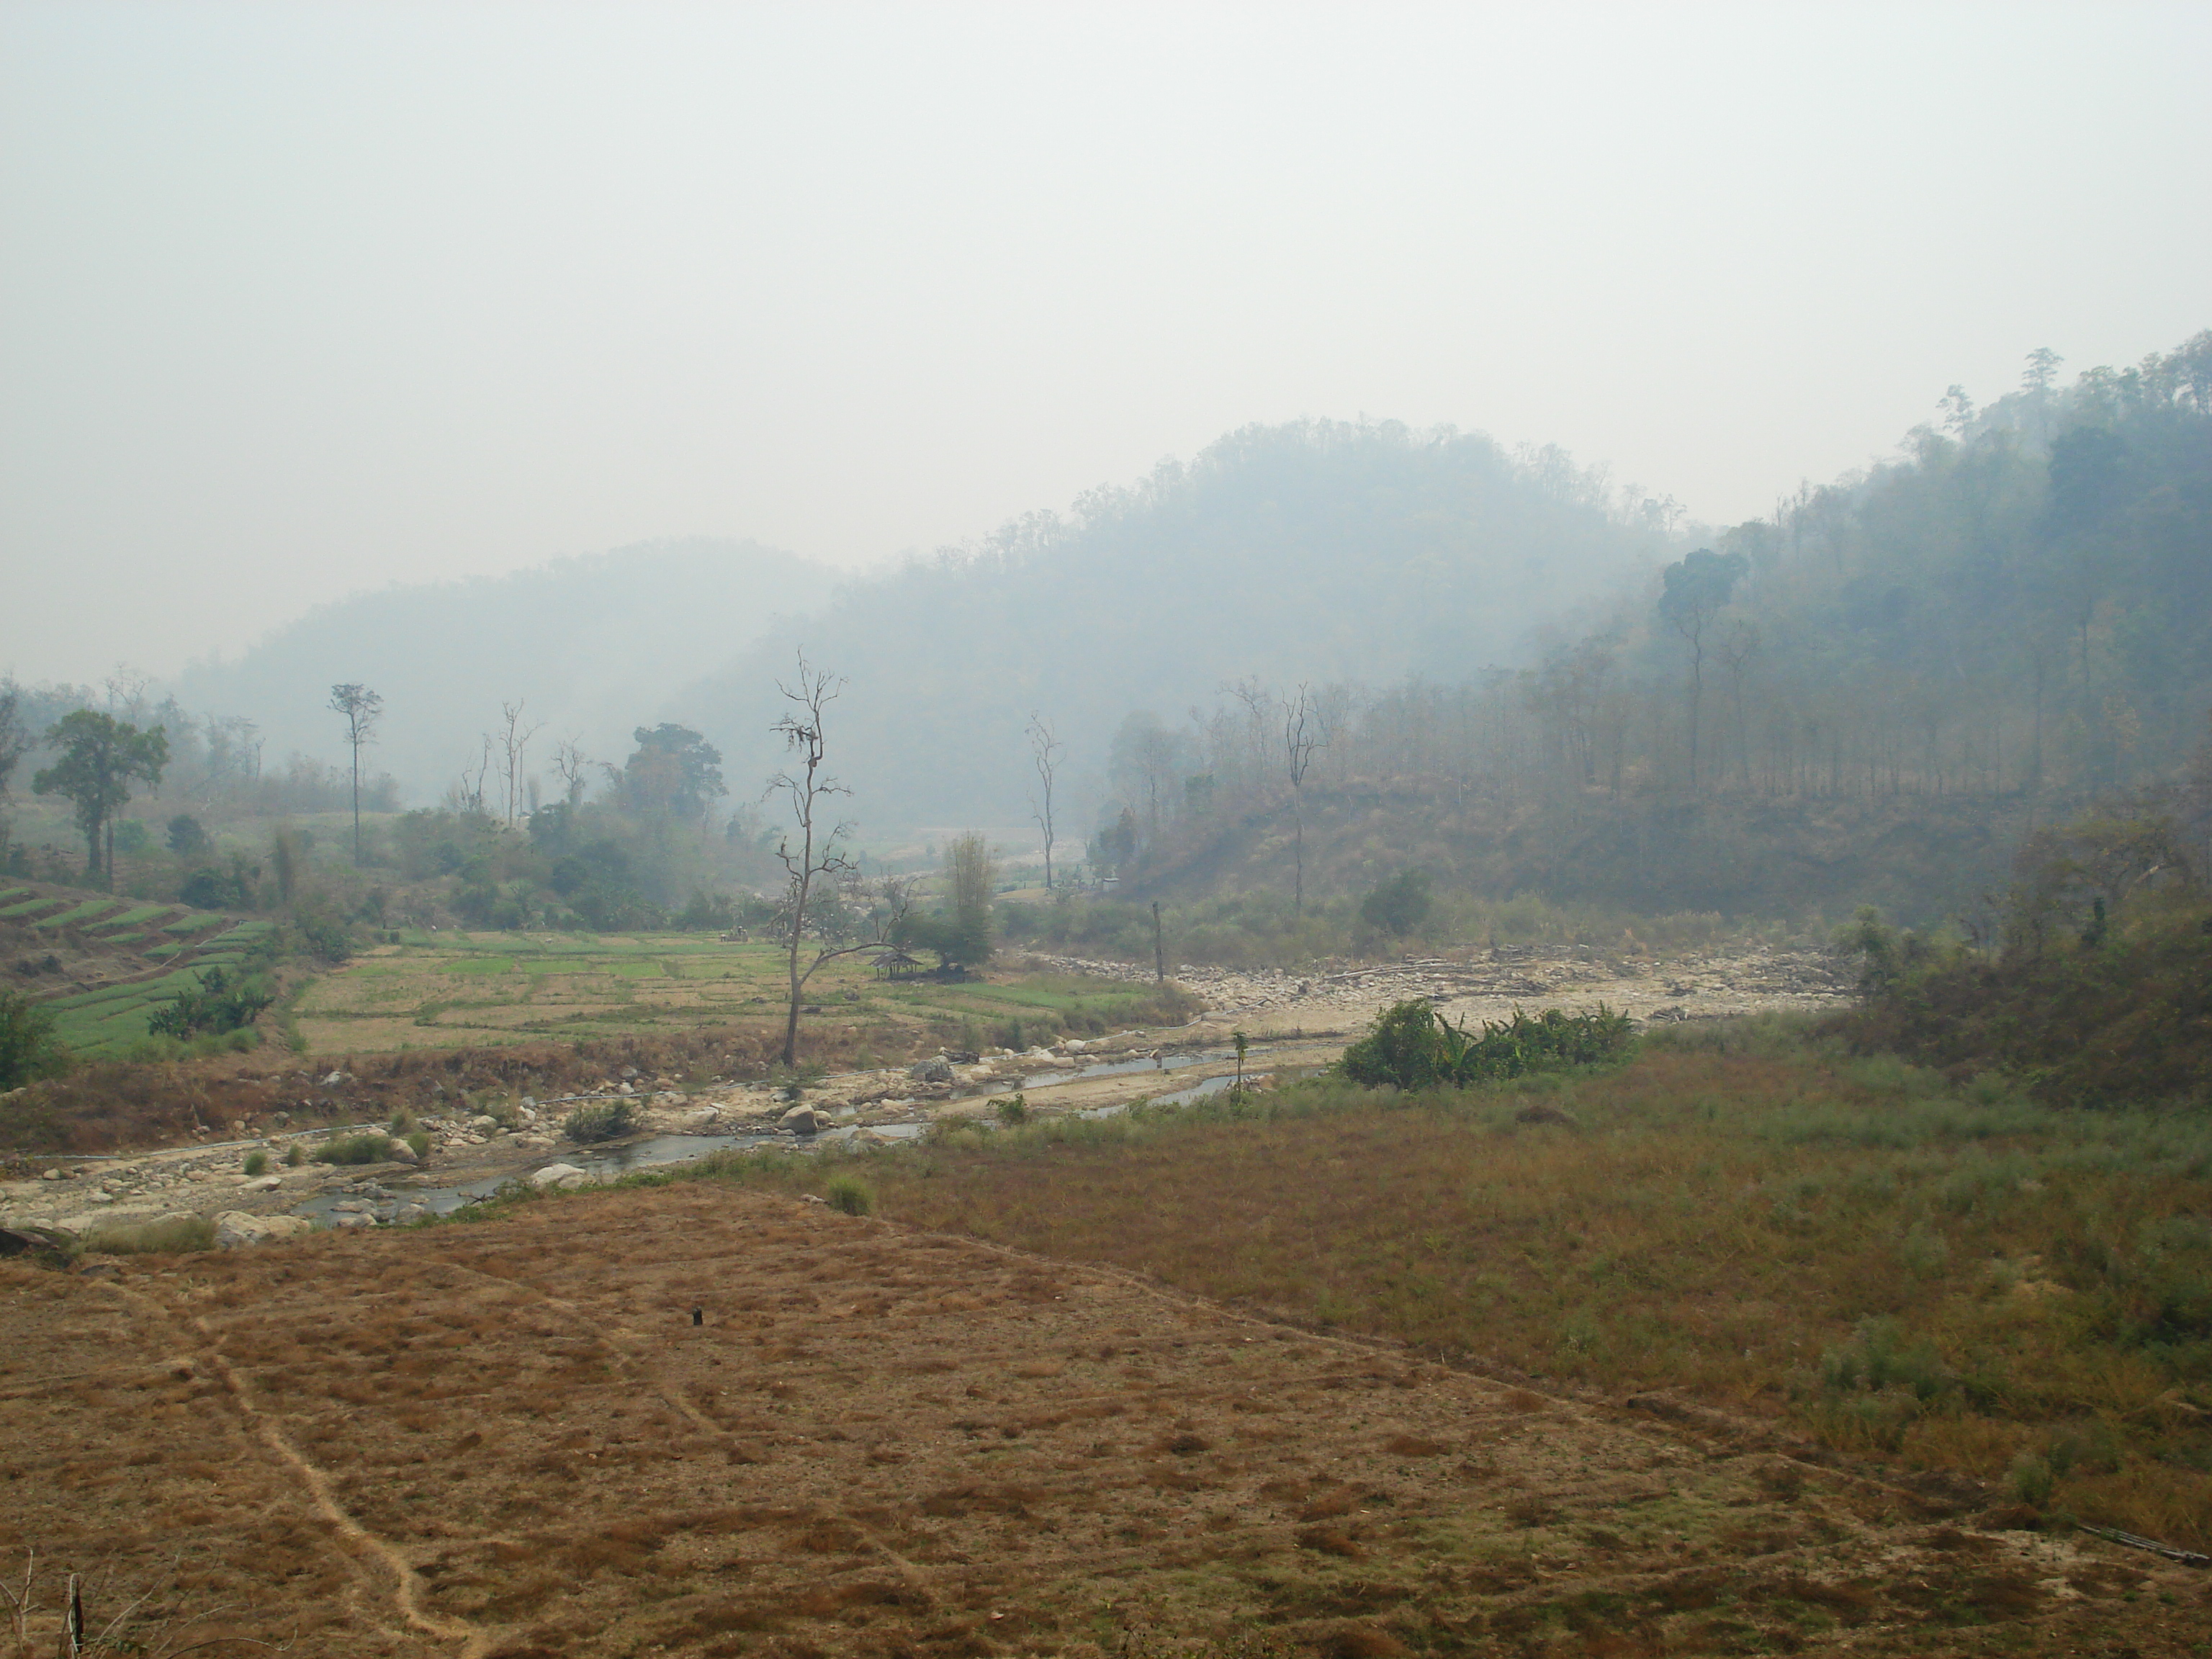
left=6, top=1182, right=2206, bottom=1657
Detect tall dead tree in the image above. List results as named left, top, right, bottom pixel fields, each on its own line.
left=1283, top=682, right=1323, bottom=914
left=765, top=655, right=909, bottom=1066
left=1025, top=711, right=1062, bottom=889
left=327, top=683, right=384, bottom=863
left=496, top=699, right=544, bottom=825
left=553, top=734, right=590, bottom=806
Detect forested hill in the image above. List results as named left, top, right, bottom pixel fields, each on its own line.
left=171, top=539, right=832, bottom=801
left=680, top=421, right=1678, bottom=829
left=1096, top=333, right=2212, bottom=922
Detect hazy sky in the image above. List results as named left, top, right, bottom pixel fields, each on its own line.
left=4, top=1, right=2207, bottom=685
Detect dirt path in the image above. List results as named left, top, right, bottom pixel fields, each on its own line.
left=4, top=1182, right=2200, bottom=1655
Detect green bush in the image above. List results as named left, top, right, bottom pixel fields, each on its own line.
left=315, top=1132, right=395, bottom=1165
left=824, top=1174, right=874, bottom=1216
left=565, top=1098, right=639, bottom=1143
left=284, top=1141, right=305, bottom=1168
left=1359, top=869, right=1434, bottom=937
left=242, top=1151, right=269, bottom=1177
left=145, top=967, right=273, bottom=1040
left=1336, top=1000, right=1635, bottom=1089
left=407, top=1130, right=431, bottom=1159
left=992, top=1094, right=1030, bottom=1125
left=0, top=984, right=71, bottom=1089
left=2008, top=1451, right=2056, bottom=1509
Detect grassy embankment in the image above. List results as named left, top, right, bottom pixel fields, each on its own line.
left=566, top=1015, right=2212, bottom=1550
left=294, top=928, right=1197, bottom=1056
left=1, top=931, right=1199, bottom=1155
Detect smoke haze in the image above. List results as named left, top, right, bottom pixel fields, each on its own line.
left=4, top=1, right=2208, bottom=683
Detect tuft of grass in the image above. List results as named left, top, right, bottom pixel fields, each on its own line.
left=992, top=1093, right=1029, bottom=1125
left=85, top=1215, right=215, bottom=1254
left=315, top=1131, right=394, bottom=1165
left=284, top=1141, right=305, bottom=1168
left=565, top=1099, right=639, bottom=1143
left=823, top=1174, right=874, bottom=1216
left=242, top=1150, right=269, bottom=1177
left=406, top=1130, right=431, bottom=1159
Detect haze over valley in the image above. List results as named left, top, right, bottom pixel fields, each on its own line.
left=4, top=7, right=2211, bottom=1655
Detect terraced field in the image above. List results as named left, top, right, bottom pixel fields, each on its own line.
left=0, top=883, right=260, bottom=1056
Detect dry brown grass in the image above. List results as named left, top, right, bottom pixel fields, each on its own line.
left=8, top=1179, right=2212, bottom=1655
left=832, top=1038, right=2212, bottom=1550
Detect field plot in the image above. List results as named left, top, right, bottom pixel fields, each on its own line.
left=1, top=881, right=255, bottom=1056
left=293, top=931, right=1192, bottom=1056
left=7, top=1183, right=2195, bottom=1658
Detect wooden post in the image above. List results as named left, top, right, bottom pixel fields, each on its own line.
left=1151, top=902, right=1164, bottom=984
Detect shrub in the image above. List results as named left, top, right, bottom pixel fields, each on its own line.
left=390, top=1107, right=418, bottom=1134
left=0, top=984, right=71, bottom=1089
left=993, top=1094, right=1030, bottom=1125
left=291, top=904, right=354, bottom=964
left=315, top=1131, right=395, bottom=1165
left=1359, top=869, right=1434, bottom=937
left=406, top=1130, right=431, bottom=1160
left=242, top=1150, right=269, bottom=1177
left=85, top=1215, right=215, bottom=1254
left=565, top=1099, right=639, bottom=1143
left=2008, top=1452, right=2056, bottom=1509
left=166, top=814, right=210, bottom=857
left=146, top=967, right=273, bottom=1040
left=824, top=1174, right=874, bottom=1216
left=284, top=1141, right=305, bottom=1167
left=1336, top=1000, right=1635, bottom=1089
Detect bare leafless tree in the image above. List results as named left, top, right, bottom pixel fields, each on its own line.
left=447, top=737, right=493, bottom=817
left=1025, top=711, right=1063, bottom=889
left=1283, top=682, right=1323, bottom=914
left=326, top=683, right=384, bottom=863
left=495, top=699, right=544, bottom=826
left=104, top=664, right=151, bottom=725
left=553, top=734, right=590, bottom=806
left=765, top=654, right=910, bottom=1066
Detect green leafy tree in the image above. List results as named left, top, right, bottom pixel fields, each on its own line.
left=622, top=724, right=726, bottom=820
left=0, top=984, right=71, bottom=1088
left=166, top=814, right=210, bottom=856
left=1658, top=547, right=1748, bottom=791
left=32, top=710, right=168, bottom=885
left=0, top=687, right=27, bottom=801
left=902, top=832, right=996, bottom=970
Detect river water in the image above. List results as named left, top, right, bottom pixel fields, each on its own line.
left=294, top=1046, right=1257, bottom=1226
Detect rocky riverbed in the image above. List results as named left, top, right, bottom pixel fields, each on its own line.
left=1, top=941, right=1856, bottom=1244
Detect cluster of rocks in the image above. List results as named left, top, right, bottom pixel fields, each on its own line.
left=1029, top=945, right=1855, bottom=1029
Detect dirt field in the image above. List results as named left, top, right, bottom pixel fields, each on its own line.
left=7, top=1182, right=2206, bottom=1657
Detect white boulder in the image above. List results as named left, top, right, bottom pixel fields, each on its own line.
left=214, top=1211, right=315, bottom=1248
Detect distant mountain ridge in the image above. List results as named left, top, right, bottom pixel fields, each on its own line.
left=676, top=420, right=1678, bottom=832
left=160, top=421, right=1678, bottom=830
left=171, top=538, right=834, bottom=801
